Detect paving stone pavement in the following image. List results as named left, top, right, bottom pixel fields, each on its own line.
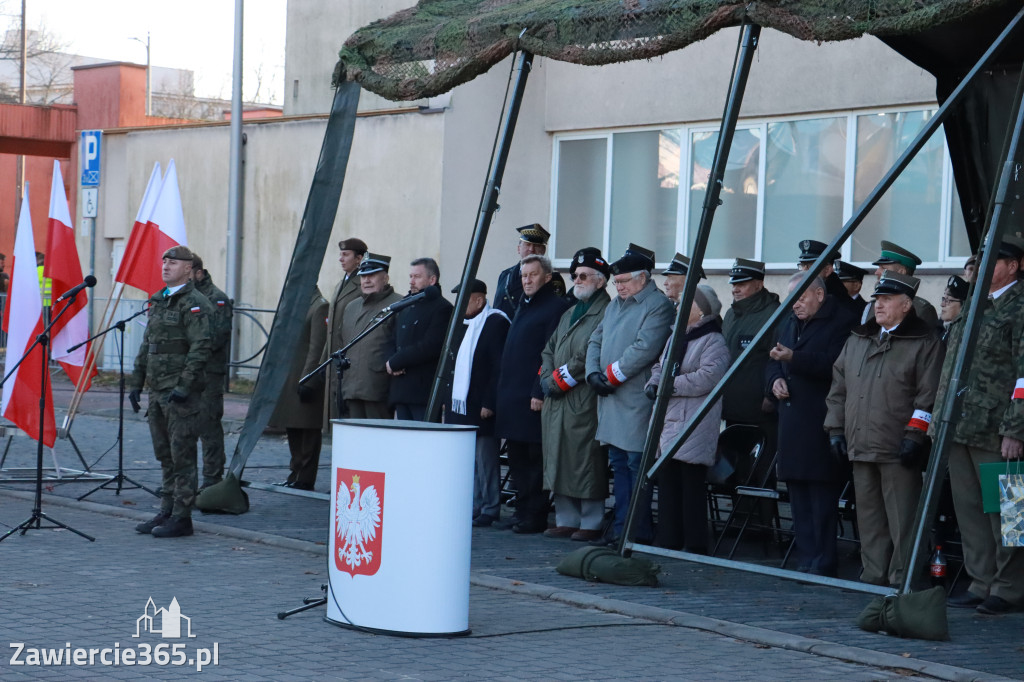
left=0, top=502, right=947, bottom=680
left=1, top=382, right=1023, bottom=679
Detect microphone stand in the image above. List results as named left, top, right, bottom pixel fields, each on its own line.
left=0, top=291, right=95, bottom=542
left=300, top=308, right=397, bottom=388
left=76, top=304, right=159, bottom=501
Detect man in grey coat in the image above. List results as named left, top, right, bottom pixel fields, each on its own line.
left=586, top=243, right=674, bottom=543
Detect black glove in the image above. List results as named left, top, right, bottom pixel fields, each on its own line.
left=128, top=389, right=142, bottom=413
left=829, top=434, right=848, bottom=461
left=168, top=388, right=189, bottom=404
left=586, top=372, right=614, bottom=397
left=898, top=437, right=925, bottom=469
left=644, top=385, right=658, bottom=401
left=297, top=384, right=316, bottom=403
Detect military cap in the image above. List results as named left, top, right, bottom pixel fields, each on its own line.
left=834, top=260, right=867, bottom=282
left=997, top=234, right=1024, bottom=261
left=797, top=239, right=840, bottom=264
left=872, top=240, right=922, bottom=273
left=451, top=278, right=487, bottom=295
left=162, top=245, right=195, bottom=261
left=610, top=243, right=656, bottom=275
left=945, top=275, right=969, bottom=302
left=516, top=224, right=550, bottom=245
left=191, top=254, right=205, bottom=272
left=872, top=271, right=920, bottom=299
left=570, top=247, right=611, bottom=277
left=728, top=258, right=766, bottom=284
left=357, top=253, right=391, bottom=275
left=338, top=238, right=368, bottom=255
left=662, top=252, right=705, bottom=279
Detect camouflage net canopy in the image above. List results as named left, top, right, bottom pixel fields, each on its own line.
left=335, top=0, right=1013, bottom=101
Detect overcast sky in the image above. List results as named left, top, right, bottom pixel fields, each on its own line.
left=1, top=0, right=287, bottom=103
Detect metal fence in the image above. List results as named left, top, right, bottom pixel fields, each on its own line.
left=0, top=295, right=274, bottom=380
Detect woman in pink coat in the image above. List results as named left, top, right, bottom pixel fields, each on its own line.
left=645, top=284, right=731, bottom=553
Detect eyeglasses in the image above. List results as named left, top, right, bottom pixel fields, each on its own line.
left=940, top=296, right=960, bottom=305
left=571, top=272, right=590, bottom=281
left=612, top=277, right=633, bottom=286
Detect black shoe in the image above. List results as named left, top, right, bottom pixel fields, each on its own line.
left=493, top=518, right=519, bottom=530
left=290, top=481, right=314, bottom=491
left=273, top=480, right=295, bottom=487
left=512, top=522, right=546, bottom=535
left=151, top=516, right=194, bottom=538
left=977, top=595, right=1017, bottom=615
left=135, top=512, right=170, bottom=535
left=472, top=514, right=496, bottom=528
left=947, top=591, right=985, bottom=608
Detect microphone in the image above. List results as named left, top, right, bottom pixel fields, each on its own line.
left=381, top=286, right=440, bottom=315
left=55, top=275, right=97, bottom=303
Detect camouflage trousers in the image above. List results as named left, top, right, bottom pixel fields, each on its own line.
left=198, top=376, right=226, bottom=485
left=147, top=390, right=201, bottom=518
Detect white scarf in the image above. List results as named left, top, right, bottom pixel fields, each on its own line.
left=451, top=303, right=508, bottom=415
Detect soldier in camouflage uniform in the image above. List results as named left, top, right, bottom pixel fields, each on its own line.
left=191, top=254, right=233, bottom=488
left=130, top=246, right=214, bottom=538
left=935, top=235, right=1024, bottom=614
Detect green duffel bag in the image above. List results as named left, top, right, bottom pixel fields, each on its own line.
left=556, top=546, right=660, bottom=587
left=856, top=587, right=948, bottom=641
left=195, top=471, right=250, bottom=515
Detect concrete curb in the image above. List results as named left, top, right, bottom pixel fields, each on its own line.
left=2, top=489, right=1011, bottom=682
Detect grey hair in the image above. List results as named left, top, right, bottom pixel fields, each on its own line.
left=522, top=254, right=553, bottom=276
left=788, top=272, right=825, bottom=292
left=630, top=270, right=651, bottom=284
left=410, top=257, right=440, bottom=281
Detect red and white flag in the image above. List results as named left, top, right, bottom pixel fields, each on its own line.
left=147, top=159, right=188, bottom=250
left=46, top=160, right=96, bottom=391
left=114, top=162, right=163, bottom=295
left=2, top=188, right=57, bottom=447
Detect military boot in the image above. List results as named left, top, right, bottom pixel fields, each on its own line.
left=151, top=516, right=194, bottom=538
left=135, top=512, right=171, bottom=535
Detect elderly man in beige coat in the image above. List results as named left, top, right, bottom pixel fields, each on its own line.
left=340, top=254, right=402, bottom=419
left=825, top=272, right=941, bottom=588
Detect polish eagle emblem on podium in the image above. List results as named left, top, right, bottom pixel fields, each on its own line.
left=334, top=469, right=384, bottom=576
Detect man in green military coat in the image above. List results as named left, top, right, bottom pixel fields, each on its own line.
left=321, top=238, right=367, bottom=420
left=936, top=235, right=1024, bottom=615
left=540, top=248, right=612, bottom=542
left=130, top=246, right=213, bottom=538
left=191, top=254, right=233, bottom=488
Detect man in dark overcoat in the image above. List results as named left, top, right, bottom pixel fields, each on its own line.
left=766, top=273, right=856, bottom=576
left=493, top=224, right=565, bottom=318
left=834, top=260, right=869, bottom=316
left=445, top=279, right=510, bottom=527
left=386, top=257, right=453, bottom=421
left=495, top=255, right=570, bottom=533
left=268, top=286, right=329, bottom=490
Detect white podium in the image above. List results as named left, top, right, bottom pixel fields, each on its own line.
left=326, top=418, right=476, bottom=636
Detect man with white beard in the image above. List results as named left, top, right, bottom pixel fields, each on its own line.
left=540, top=248, right=613, bottom=541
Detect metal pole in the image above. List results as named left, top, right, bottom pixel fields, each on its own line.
left=644, top=6, right=1024, bottom=486
left=145, top=33, right=151, bottom=116
left=900, top=60, right=1024, bottom=594
left=424, top=50, right=534, bottom=423
left=16, top=0, right=26, bottom=202
left=620, top=23, right=760, bottom=554
left=225, top=0, right=245, bottom=379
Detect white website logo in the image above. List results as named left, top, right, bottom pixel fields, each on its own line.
left=134, top=597, right=195, bottom=639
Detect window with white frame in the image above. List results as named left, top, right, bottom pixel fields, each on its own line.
left=550, top=107, right=971, bottom=270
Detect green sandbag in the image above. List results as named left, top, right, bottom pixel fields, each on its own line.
left=195, top=471, right=250, bottom=514
left=856, top=587, right=948, bottom=641
left=556, top=546, right=660, bottom=587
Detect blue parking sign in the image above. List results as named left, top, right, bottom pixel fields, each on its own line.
left=81, top=130, right=102, bottom=186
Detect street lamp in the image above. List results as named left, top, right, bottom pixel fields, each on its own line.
left=129, top=32, right=151, bottom=115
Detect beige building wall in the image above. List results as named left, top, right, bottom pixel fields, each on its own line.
left=82, top=108, right=444, bottom=372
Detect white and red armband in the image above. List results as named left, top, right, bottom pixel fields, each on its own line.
left=907, top=409, right=932, bottom=432
left=552, top=365, right=578, bottom=392
left=1014, top=378, right=1024, bottom=400
left=605, top=361, right=627, bottom=387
